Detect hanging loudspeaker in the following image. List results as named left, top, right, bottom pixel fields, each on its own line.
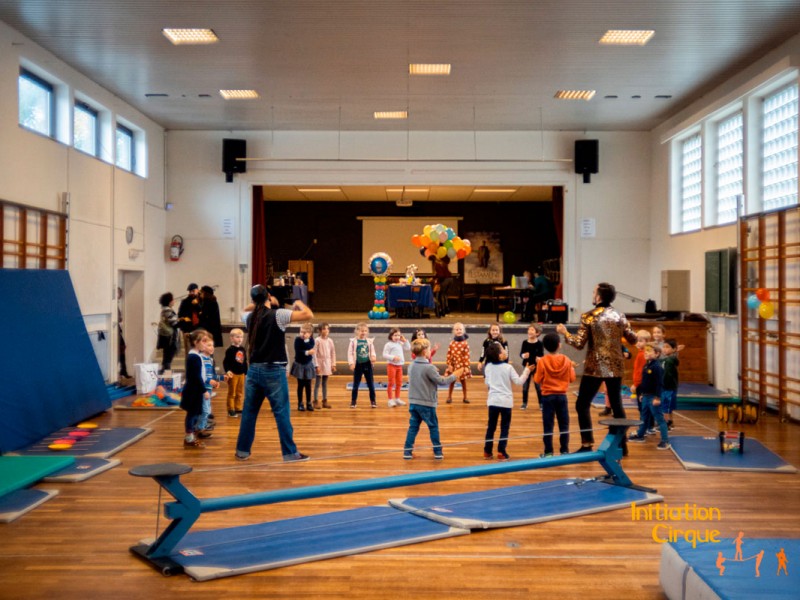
left=222, top=139, right=247, bottom=182
left=574, top=140, right=599, bottom=183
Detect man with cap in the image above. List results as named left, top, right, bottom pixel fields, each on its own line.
left=235, top=285, right=314, bottom=462
left=177, top=283, right=202, bottom=354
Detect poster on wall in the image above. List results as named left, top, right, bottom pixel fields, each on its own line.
left=463, top=232, right=503, bottom=284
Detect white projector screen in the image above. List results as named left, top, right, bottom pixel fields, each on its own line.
left=359, top=216, right=462, bottom=275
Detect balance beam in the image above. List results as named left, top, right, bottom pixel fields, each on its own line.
left=130, top=419, right=645, bottom=568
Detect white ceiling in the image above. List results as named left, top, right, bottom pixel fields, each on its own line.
left=2, top=0, right=799, bottom=133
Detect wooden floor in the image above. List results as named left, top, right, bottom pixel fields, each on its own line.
left=4, top=377, right=799, bottom=600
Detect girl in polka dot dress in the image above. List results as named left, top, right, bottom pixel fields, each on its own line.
left=446, top=322, right=472, bottom=404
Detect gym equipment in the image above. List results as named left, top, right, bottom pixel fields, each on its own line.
left=129, top=419, right=649, bottom=577
left=669, top=436, right=797, bottom=473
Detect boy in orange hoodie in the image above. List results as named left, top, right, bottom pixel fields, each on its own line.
left=533, top=332, right=576, bottom=457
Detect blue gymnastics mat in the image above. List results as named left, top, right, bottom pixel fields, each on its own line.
left=389, top=478, right=663, bottom=529
left=660, top=538, right=799, bottom=599
left=140, top=506, right=468, bottom=581
left=0, top=270, right=111, bottom=454
left=43, top=457, right=121, bottom=482
left=0, top=488, right=59, bottom=523
left=669, top=436, right=797, bottom=473
left=10, top=427, right=151, bottom=458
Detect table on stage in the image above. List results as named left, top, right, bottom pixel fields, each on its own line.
left=387, top=284, right=435, bottom=316
left=270, top=284, right=308, bottom=306
left=492, top=286, right=531, bottom=320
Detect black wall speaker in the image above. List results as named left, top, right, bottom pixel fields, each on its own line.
left=222, top=139, right=247, bottom=182
left=574, top=139, right=599, bottom=183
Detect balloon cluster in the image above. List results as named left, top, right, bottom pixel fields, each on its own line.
left=747, top=288, right=775, bottom=319
left=368, top=252, right=392, bottom=320
left=411, top=224, right=472, bottom=260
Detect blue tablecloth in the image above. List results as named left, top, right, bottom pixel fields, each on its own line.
left=387, top=284, right=435, bottom=309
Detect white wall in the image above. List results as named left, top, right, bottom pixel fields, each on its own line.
left=0, top=21, right=166, bottom=379
left=166, top=129, right=653, bottom=321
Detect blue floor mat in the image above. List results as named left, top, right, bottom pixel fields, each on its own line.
left=43, top=457, right=121, bottom=482
left=389, top=478, right=663, bottom=529
left=9, top=427, right=151, bottom=458
left=150, top=506, right=467, bottom=581
left=669, top=436, right=797, bottom=473
left=0, top=488, right=59, bottom=523
left=661, top=538, right=799, bottom=599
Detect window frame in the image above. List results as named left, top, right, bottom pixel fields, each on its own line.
left=18, top=67, right=55, bottom=138
left=115, top=123, right=135, bottom=172
left=73, top=99, right=100, bottom=157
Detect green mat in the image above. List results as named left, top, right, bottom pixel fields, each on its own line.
left=0, top=455, right=75, bottom=497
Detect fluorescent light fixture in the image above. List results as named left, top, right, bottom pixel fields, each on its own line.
left=374, top=111, right=408, bottom=119
left=409, top=63, right=451, bottom=76
left=162, top=28, right=219, bottom=45
left=474, top=188, right=518, bottom=193
left=297, top=188, right=342, bottom=193
left=219, top=89, right=259, bottom=100
left=554, top=90, right=596, bottom=101
left=599, top=30, right=654, bottom=45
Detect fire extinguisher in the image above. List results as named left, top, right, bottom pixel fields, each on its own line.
left=170, top=235, right=184, bottom=261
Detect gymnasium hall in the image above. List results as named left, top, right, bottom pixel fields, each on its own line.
left=0, top=2, right=799, bottom=599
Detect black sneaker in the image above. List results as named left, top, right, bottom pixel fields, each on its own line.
left=628, top=435, right=646, bottom=442
left=403, top=453, right=414, bottom=460
left=371, top=401, right=377, bottom=408
left=434, top=454, right=444, bottom=460
left=350, top=402, right=356, bottom=408
left=235, top=452, right=250, bottom=461
left=657, top=441, right=671, bottom=450
left=521, top=404, right=528, bottom=410
left=539, top=452, right=554, bottom=458
left=228, top=410, right=238, bottom=417
left=298, top=404, right=305, bottom=411
left=283, top=452, right=310, bottom=462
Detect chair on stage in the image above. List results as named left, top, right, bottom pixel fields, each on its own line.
left=396, top=286, right=420, bottom=318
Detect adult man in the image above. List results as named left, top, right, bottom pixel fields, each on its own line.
left=557, top=282, right=637, bottom=453
left=235, top=285, right=313, bottom=461
left=177, top=283, right=201, bottom=353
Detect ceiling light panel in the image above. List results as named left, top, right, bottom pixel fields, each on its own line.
left=374, top=111, right=408, bottom=119
left=554, top=90, right=596, bottom=101
left=219, top=90, right=260, bottom=100
left=409, top=64, right=452, bottom=76
left=599, top=30, right=655, bottom=45
left=162, top=28, right=219, bottom=45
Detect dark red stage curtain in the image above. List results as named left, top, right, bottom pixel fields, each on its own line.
left=251, top=186, right=267, bottom=286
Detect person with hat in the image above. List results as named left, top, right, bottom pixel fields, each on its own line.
left=177, top=283, right=202, bottom=354
left=235, top=285, right=313, bottom=462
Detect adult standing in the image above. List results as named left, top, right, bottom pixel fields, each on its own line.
left=199, top=285, right=223, bottom=347
left=430, top=255, right=454, bottom=316
left=235, top=285, right=313, bottom=462
left=523, top=267, right=554, bottom=321
left=556, top=282, right=637, bottom=453
left=177, top=283, right=201, bottom=353
left=156, top=292, right=180, bottom=373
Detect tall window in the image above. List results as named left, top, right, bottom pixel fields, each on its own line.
left=762, top=83, right=798, bottom=211
left=715, top=112, right=743, bottom=224
left=680, top=134, right=703, bottom=232
left=18, top=69, right=54, bottom=137
left=74, top=101, right=99, bottom=156
left=115, top=124, right=134, bottom=171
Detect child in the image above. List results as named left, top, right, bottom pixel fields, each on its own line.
left=291, top=322, right=316, bottom=411
left=628, top=330, right=652, bottom=427
left=651, top=324, right=666, bottom=349
left=533, top=333, right=575, bottom=457
left=180, top=329, right=214, bottom=448
left=383, top=328, right=410, bottom=407
left=347, top=322, right=377, bottom=408
left=445, top=322, right=471, bottom=403
left=628, top=344, right=670, bottom=449
left=483, top=341, right=534, bottom=460
left=313, top=323, right=335, bottom=409
left=520, top=323, right=544, bottom=410
left=477, top=323, right=508, bottom=372
left=196, top=331, right=219, bottom=436
left=661, top=338, right=680, bottom=430
left=411, top=328, right=439, bottom=361
left=223, top=328, right=247, bottom=417
left=403, top=338, right=465, bottom=459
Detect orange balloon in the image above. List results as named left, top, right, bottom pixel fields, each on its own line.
left=411, top=234, right=422, bottom=247
left=756, top=288, right=770, bottom=301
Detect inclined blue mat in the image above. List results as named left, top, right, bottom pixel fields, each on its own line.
left=154, top=506, right=468, bottom=581
left=43, top=457, right=121, bottom=482
left=590, top=392, right=637, bottom=409
left=0, top=270, right=111, bottom=454
left=389, top=478, right=663, bottom=529
left=0, top=488, right=59, bottom=523
left=9, top=427, right=151, bottom=458
left=669, top=436, right=797, bottom=473
left=661, top=538, right=799, bottom=599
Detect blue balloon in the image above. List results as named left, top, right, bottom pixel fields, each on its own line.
left=370, top=256, right=388, bottom=275
left=747, top=294, right=760, bottom=310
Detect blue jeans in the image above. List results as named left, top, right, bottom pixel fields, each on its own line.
left=196, top=395, right=212, bottom=430
left=351, top=361, right=376, bottom=403
left=541, top=393, right=570, bottom=454
left=403, top=404, right=442, bottom=456
left=236, top=363, right=298, bottom=459
left=662, top=389, right=677, bottom=414
left=522, top=377, right=542, bottom=407
left=635, top=394, right=669, bottom=442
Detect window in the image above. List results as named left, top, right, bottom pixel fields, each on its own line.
left=715, top=111, right=743, bottom=225
left=761, top=83, right=798, bottom=211
left=679, top=134, right=703, bottom=232
left=115, top=124, right=134, bottom=171
left=18, top=68, right=54, bottom=136
left=74, top=101, right=99, bottom=156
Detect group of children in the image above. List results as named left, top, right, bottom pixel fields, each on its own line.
left=180, top=318, right=678, bottom=460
